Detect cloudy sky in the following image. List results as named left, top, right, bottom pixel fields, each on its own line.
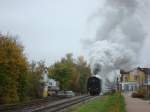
left=0, top=0, right=150, bottom=67
left=0, top=0, right=101, bottom=65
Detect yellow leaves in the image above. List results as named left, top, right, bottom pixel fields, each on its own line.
left=0, top=35, right=28, bottom=104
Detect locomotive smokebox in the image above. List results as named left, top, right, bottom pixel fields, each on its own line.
left=87, top=75, right=102, bottom=96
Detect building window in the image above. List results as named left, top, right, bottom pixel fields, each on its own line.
left=134, top=76, right=139, bottom=81
left=125, top=77, right=128, bottom=82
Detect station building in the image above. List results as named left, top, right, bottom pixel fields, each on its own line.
left=120, top=67, right=150, bottom=96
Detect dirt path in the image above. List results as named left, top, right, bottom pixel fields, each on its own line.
left=124, top=94, right=150, bottom=112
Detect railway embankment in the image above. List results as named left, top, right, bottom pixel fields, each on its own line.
left=70, top=93, right=126, bottom=112
left=0, top=95, right=93, bottom=112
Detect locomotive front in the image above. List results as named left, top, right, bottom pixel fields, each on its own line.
left=87, top=76, right=102, bottom=95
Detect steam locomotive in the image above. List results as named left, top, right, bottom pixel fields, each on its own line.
left=87, top=75, right=102, bottom=96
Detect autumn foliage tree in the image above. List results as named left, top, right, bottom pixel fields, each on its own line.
left=49, top=54, right=91, bottom=93
left=27, top=61, right=46, bottom=99
left=0, top=34, right=91, bottom=104
left=75, top=56, right=91, bottom=93
left=0, top=35, right=28, bottom=104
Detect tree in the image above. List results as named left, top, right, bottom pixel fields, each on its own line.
left=49, top=62, right=72, bottom=90
left=48, top=54, right=91, bottom=93
left=0, top=35, right=28, bottom=104
left=27, top=60, right=46, bottom=99
left=75, top=56, right=91, bottom=93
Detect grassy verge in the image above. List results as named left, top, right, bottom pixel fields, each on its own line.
left=70, top=93, right=126, bottom=112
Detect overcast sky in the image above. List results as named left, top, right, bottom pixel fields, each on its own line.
left=0, top=0, right=150, bottom=67
left=0, top=0, right=101, bottom=65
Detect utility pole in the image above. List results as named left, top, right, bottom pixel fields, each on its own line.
left=116, top=77, right=119, bottom=91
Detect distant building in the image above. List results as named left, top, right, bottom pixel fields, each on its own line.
left=45, top=77, right=59, bottom=96
left=40, top=69, right=60, bottom=97
left=138, top=68, right=150, bottom=96
left=120, top=67, right=150, bottom=96
left=47, top=78, right=59, bottom=91
left=120, top=69, right=139, bottom=92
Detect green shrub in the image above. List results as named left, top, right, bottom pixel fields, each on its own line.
left=132, top=88, right=145, bottom=98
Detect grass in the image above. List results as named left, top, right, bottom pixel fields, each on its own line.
left=70, top=93, right=126, bottom=112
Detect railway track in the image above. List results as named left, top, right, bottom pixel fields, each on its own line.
left=0, top=96, right=64, bottom=112
left=0, top=95, right=95, bottom=112
left=33, top=95, right=94, bottom=112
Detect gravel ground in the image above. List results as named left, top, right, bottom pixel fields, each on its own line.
left=124, top=94, right=150, bottom=112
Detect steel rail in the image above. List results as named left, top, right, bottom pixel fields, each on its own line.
left=0, top=95, right=96, bottom=112
left=33, top=95, right=94, bottom=112
left=0, top=96, right=64, bottom=112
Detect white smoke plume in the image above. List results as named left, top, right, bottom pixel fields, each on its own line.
left=86, top=0, right=149, bottom=91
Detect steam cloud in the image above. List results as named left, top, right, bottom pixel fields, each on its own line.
left=87, top=0, right=148, bottom=91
